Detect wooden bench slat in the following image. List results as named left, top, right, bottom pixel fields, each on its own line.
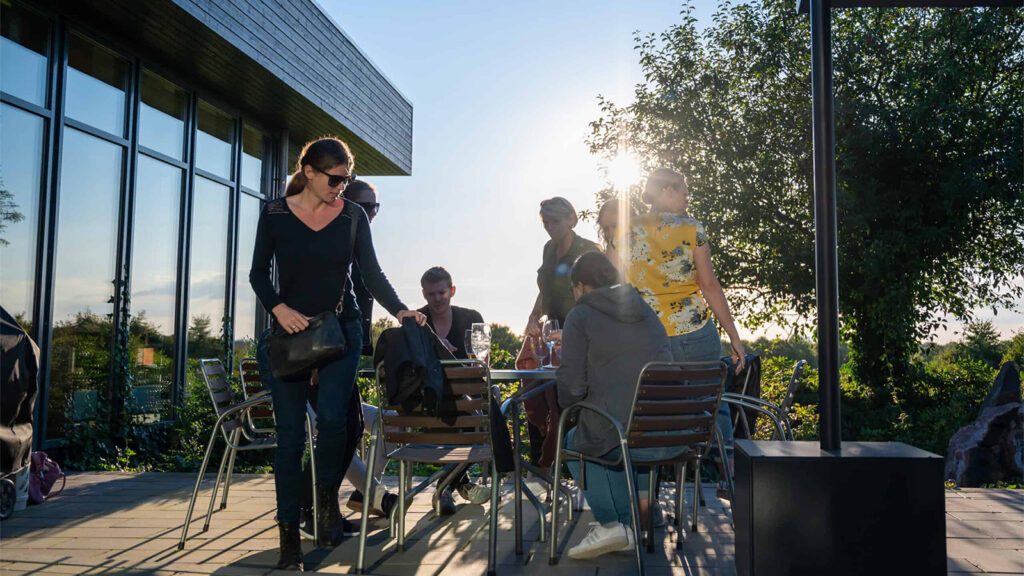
left=630, top=414, right=714, bottom=431
left=642, top=368, right=725, bottom=381
left=385, top=432, right=491, bottom=446
left=628, top=431, right=707, bottom=448
left=447, top=382, right=489, bottom=396
left=637, top=383, right=722, bottom=398
left=384, top=415, right=488, bottom=428
left=634, top=399, right=717, bottom=414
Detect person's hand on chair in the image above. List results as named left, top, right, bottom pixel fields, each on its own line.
left=730, top=338, right=746, bottom=375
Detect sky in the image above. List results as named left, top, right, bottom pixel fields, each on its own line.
left=318, top=0, right=1023, bottom=344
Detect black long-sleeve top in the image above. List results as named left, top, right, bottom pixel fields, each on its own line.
left=249, top=198, right=406, bottom=325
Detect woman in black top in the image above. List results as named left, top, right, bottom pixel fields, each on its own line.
left=250, top=137, right=425, bottom=569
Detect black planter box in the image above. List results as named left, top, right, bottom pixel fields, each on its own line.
left=733, top=440, right=946, bottom=576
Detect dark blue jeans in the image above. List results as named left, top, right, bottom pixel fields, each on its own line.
left=257, top=320, right=363, bottom=522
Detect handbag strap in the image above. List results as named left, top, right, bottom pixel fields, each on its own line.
left=334, top=200, right=360, bottom=315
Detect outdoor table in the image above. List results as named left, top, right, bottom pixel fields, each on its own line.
left=492, top=368, right=577, bottom=555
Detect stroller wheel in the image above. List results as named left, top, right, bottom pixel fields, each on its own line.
left=0, top=478, right=15, bottom=520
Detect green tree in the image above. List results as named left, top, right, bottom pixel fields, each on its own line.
left=588, top=1, right=1023, bottom=414
left=1002, top=330, right=1024, bottom=367
left=0, top=180, right=24, bottom=247
left=961, top=320, right=1004, bottom=369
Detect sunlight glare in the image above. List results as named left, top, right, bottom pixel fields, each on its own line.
left=607, top=150, right=642, bottom=191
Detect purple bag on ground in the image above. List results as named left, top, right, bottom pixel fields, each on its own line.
left=28, top=451, right=65, bottom=504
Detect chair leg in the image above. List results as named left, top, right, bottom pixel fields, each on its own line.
left=646, top=466, right=656, bottom=553
left=306, top=414, right=319, bottom=545
left=620, top=443, right=645, bottom=576
left=548, top=430, right=565, bottom=565
left=691, top=458, right=700, bottom=533
left=397, top=459, right=407, bottom=552
left=487, top=460, right=499, bottom=576
left=715, top=428, right=736, bottom=525
left=178, top=426, right=220, bottom=550
left=219, top=428, right=241, bottom=510
left=676, top=462, right=687, bottom=550
left=356, top=431, right=378, bottom=574
left=204, top=439, right=233, bottom=531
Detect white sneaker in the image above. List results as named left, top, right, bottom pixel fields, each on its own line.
left=456, top=482, right=491, bottom=505
left=568, top=522, right=631, bottom=560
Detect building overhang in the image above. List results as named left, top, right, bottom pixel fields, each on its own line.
left=55, top=0, right=412, bottom=175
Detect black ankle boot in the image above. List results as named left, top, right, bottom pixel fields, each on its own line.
left=276, top=521, right=304, bottom=571
left=315, top=484, right=344, bottom=548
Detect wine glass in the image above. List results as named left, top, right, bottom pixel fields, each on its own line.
left=464, top=329, right=476, bottom=360
left=471, top=323, right=491, bottom=366
left=541, top=319, right=560, bottom=369
left=531, top=333, right=549, bottom=367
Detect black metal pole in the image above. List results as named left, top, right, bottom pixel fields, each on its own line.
left=810, top=0, right=842, bottom=451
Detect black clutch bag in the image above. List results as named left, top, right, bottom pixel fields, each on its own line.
left=265, top=200, right=359, bottom=381
left=266, top=311, right=347, bottom=381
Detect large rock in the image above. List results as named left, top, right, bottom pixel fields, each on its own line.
left=945, top=362, right=1023, bottom=487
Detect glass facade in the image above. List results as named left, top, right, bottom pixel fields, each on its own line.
left=0, top=2, right=279, bottom=444
left=0, top=104, right=44, bottom=327
left=65, top=33, right=128, bottom=137
left=129, top=155, right=182, bottom=420
left=48, top=127, right=123, bottom=437
left=0, top=1, right=49, bottom=107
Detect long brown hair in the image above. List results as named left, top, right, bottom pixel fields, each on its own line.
left=284, top=137, right=355, bottom=197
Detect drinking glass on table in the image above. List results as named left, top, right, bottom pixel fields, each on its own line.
left=471, top=322, right=491, bottom=366
left=531, top=334, right=549, bottom=367
left=541, top=319, right=560, bottom=369
left=464, top=329, right=476, bottom=360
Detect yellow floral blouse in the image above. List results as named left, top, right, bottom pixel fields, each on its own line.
left=628, top=212, right=710, bottom=336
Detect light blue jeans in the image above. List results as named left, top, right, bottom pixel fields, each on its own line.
left=668, top=320, right=733, bottom=446
left=565, top=428, right=686, bottom=526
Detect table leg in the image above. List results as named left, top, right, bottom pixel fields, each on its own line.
left=513, top=402, right=524, bottom=555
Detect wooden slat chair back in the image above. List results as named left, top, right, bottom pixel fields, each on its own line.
left=238, top=358, right=275, bottom=436
left=625, top=362, right=729, bottom=455
left=376, top=363, right=493, bottom=460
left=356, top=359, right=499, bottom=575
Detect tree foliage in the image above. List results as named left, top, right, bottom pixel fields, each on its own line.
left=588, top=0, right=1023, bottom=408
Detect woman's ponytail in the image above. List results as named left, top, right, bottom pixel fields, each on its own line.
left=285, top=168, right=308, bottom=197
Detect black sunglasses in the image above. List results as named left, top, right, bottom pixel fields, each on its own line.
left=313, top=166, right=356, bottom=188
left=357, top=201, right=380, bottom=215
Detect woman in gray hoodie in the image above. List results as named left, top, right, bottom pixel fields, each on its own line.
left=556, top=251, right=675, bottom=560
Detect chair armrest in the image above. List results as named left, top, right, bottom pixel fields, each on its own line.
left=500, top=379, right=556, bottom=415
left=558, top=401, right=627, bottom=438
left=722, top=392, right=783, bottom=413
left=719, top=397, right=787, bottom=439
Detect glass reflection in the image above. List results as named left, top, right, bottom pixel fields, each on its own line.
left=234, top=194, right=262, bottom=342
left=196, top=100, right=233, bottom=180
left=65, top=33, right=128, bottom=136
left=130, top=155, right=182, bottom=420
left=187, top=176, right=229, bottom=379
left=241, top=125, right=263, bottom=192
left=1, top=2, right=50, bottom=107
left=48, top=127, right=123, bottom=439
left=140, top=69, right=187, bottom=160
left=0, top=104, right=44, bottom=330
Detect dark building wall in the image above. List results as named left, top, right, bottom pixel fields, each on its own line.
left=173, top=0, right=412, bottom=174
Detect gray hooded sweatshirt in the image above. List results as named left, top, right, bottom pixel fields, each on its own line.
left=556, top=283, right=672, bottom=457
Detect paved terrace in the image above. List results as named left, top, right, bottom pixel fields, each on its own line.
left=0, top=472, right=1020, bottom=575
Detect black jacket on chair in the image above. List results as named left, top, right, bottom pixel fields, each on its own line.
left=373, top=317, right=448, bottom=416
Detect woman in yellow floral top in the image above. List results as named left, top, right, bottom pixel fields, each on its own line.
left=629, top=168, right=746, bottom=474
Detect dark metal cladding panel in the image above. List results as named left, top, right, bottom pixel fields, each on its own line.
left=57, top=0, right=412, bottom=175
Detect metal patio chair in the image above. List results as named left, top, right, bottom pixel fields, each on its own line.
left=722, top=359, right=808, bottom=441
left=548, top=361, right=732, bottom=576
left=178, top=358, right=319, bottom=549
left=356, top=359, right=501, bottom=576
